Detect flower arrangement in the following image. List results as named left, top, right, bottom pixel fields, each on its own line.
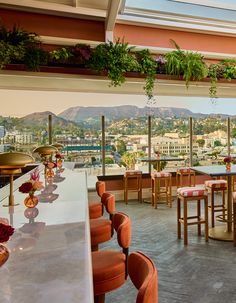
left=223, top=156, right=232, bottom=163
left=19, top=169, right=44, bottom=195
left=44, top=161, right=57, bottom=169
left=0, top=222, right=14, bottom=243
left=55, top=153, right=64, bottom=159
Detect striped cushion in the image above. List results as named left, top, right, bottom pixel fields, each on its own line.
left=177, top=187, right=207, bottom=197
left=205, top=180, right=227, bottom=189
left=124, top=170, right=142, bottom=176
left=177, top=168, right=194, bottom=174
left=152, top=172, right=171, bottom=178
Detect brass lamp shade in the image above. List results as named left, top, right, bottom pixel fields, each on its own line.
left=33, top=145, right=58, bottom=157
left=0, top=152, right=35, bottom=207
left=51, top=143, right=64, bottom=150
left=0, top=152, right=34, bottom=172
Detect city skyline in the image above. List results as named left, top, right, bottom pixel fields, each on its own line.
left=1, top=89, right=236, bottom=117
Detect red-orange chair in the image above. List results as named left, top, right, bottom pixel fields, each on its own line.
left=90, top=192, right=116, bottom=251
left=92, top=212, right=131, bottom=303
left=128, top=251, right=158, bottom=303
left=89, top=181, right=106, bottom=219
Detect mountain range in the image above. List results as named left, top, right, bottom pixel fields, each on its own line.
left=58, top=105, right=208, bottom=122
left=6, top=106, right=232, bottom=127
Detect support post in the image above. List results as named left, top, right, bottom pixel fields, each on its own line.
left=101, top=116, right=106, bottom=176
left=189, top=117, right=193, bottom=167
left=227, top=117, right=231, bottom=155
left=48, top=114, right=52, bottom=145
left=148, top=116, right=152, bottom=174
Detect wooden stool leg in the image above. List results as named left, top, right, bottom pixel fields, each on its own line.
left=94, top=294, right=105, bottom=303
left=197, top=199, right=201, bottom=236
left=184, top=200, right=188, bottom=245
left=165, top=179, right=168, bottom=206
left=204, top=197, right=209, bottom=242
left=211, top=189, right=215, bottom=227
left=169, top=177, right=172, bottom=208
left=177, top=197, right=181, bottom=239
left=222, top=189, right=226, bottom=221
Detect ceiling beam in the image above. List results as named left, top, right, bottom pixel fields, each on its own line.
left=0, top=0, right=106, bottom=19
left=106, top=0, right=122, bottom=31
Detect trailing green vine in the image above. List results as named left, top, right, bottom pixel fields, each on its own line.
left=135, top=49, right=157, bottom=99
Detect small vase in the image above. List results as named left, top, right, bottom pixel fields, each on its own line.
left=0, top=244, right=9, bottom=267
left=225, top=162, right=231, bottom=171
left=56, top=158, right=63, bottom=168
left=46, top=168, right=55, bottom=179
left=24, top=194, right=39, bottom=208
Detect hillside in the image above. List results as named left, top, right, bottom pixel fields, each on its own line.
left=58, top=106, right=207, bottom=122
left=20, top=111, right=77, bottom=127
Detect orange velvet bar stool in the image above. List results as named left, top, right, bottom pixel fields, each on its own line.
left=177, top=186, right=208, bottom=245
left=92, top=212, right=131, bottom=303
left=205, top=179, right=227, bottom=227
left=176, top=168, right=196, bottom=187
left=89, top=181, right=106, bottom=219
left=151, top=172, right=172, bottom=209
left=128, top=251, right=158, bottom=303
left=123, top=170, right=142, bottom=204
left=90, top=192, right=116, bottom=251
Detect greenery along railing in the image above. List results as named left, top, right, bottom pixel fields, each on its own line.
left=1, top=24, right=236, bottom=99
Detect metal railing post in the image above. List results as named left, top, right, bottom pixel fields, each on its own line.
left=148, top=115, right=152, bottom=173
left=48, top=114, right=52, bottom=145
left=189, top=117, right=193, bottom=167
left=101, top=115, right=106, bottom=175
left=227, top=117, right=231, bottom=155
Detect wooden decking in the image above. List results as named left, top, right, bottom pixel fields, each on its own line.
left=98, top=198, right=236, bottom=303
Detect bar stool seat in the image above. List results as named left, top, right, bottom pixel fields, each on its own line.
left=151, top=172, right=172, bottom=208
left=89, top=181, right=106, bottom=219
left=123, top=170, right=142, bottom=204
left=177, top=186, right=208, bottom=245
left=176, top=168, right=196, bottom=188
left=90, top=193, right=115, bottom=251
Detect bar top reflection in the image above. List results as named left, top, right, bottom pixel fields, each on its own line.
left=0, top=166, right=93, bottom=303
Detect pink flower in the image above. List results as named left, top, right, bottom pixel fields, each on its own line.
left=30, top=169, right=40, bottom=181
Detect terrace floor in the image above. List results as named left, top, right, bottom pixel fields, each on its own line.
left=95, top=196, right=236, bottom=303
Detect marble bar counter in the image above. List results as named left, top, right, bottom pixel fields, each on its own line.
left=0, top=165, right=93, bottom=303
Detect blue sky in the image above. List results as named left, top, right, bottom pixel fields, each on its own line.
left=1, top=89, right=236, bottom=117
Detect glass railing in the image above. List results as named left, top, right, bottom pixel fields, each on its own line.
left=0, top=115, right=235, bottom=177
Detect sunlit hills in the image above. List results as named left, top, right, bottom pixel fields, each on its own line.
left=58, top=105, right=207, bottom=122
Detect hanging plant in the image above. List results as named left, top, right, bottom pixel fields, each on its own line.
left=135, top=49, right=157, bottom=99
left=0, top=24, right=42, bottom=69
left=88, top=39, right=138, bottom=87
left=165, top=40, right=208, bottom=87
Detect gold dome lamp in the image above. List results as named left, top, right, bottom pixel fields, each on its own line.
left=0, top=152, right=35, bottom=207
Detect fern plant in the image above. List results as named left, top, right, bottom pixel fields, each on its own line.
left=89, top=39, right=138, bottom=87
left=165, top=40, right=208, bottom=87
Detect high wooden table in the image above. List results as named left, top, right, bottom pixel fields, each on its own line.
left=192, top=165, right=236, bottom=242
left=138, top=156, right=184, bottom=172
left=0, top=165, right=93, bottom=303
